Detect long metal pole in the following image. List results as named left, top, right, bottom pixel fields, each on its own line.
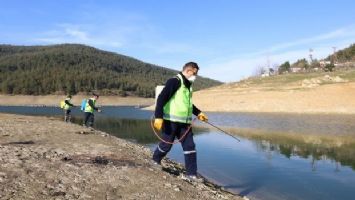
left=204, top=121, right=241, bottom=142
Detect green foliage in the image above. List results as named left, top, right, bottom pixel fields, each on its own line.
left=278, top=61, right=291, bottom=74
left=292, top=58, right=309, bottom=70
left=324, top=62, right=335, bottom=72
left=326, top=43, right=355, bottom=62
left=310, top=59, right=320, bottom=69
left=0, top=44, right=222, bottom=97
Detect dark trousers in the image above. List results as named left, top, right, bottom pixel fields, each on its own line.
left=83, top=112, right=94, bottom=127
left=153, top=120, right=197, bottom=176
left=64, top=109, right=71, bottom=122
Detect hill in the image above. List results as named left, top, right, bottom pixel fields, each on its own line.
left=193, top=69, right=355, bottom=113
left=326, top=43, right=355, bottom=62
left=275, top=44, right=355, bottom=74
left=0, top=44, right=221, bottom=97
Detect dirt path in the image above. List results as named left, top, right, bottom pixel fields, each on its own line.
left=0, top=113, right=243, bottom=200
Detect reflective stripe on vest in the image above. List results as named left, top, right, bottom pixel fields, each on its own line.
left=163, top=74, right=193, bottom=124
left=84, top=98, right=96, bottom=113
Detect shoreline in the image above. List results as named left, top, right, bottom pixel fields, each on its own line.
left=1, top=102, right=355, bottom=116
left=0, top=95, right=155, bottom=107
left=0, top=113, right=243, bottom=200
left=144, top=104, right=355, bottom=115
left=2, top=80, right=355, bottom=116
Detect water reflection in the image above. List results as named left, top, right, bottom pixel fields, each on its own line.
left=72, top=116, right=207, bottom=144
left=71, top=115, right=355, bottom=172
left=252, top=137, right=355, bottom=171
left=210, top=112, right=355, bottom=135
left=71, top=117, right=154, bottom=143
left=194, top=132, right=355, bottom=200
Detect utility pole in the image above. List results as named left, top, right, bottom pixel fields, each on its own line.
left=332, top=46, right=337, bottom=64
left=309, top=48, right=313, bottom=63
left=266, top=54, right=271, bottom=75
left=267, top=55, right=270, bottom=69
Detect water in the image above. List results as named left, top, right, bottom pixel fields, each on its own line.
left=208, top=112, right=355, bottom=135
left=1, top=106, right=355, bottom=200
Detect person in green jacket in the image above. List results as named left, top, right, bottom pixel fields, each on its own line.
left=83, top=93, right=101, bottom=128
left=63, top=95, right=74, bottom=122
left=152, top=62, right=208, bottom=182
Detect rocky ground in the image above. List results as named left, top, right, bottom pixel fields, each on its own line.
left=0, top=113, right=244, bottom=200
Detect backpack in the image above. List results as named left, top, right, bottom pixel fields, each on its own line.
left=80, top=99, right=87, bottom=111
left=60, top=100, right=65, bottom=109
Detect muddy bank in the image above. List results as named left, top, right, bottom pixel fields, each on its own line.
left=0, top=95, right=154, bottom=107
left=0, top=113, right=243, bottom=200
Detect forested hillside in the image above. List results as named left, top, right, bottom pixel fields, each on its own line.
left=0, top=44, right=221, bottom=97
left=326, top=43, right=355, bottom=62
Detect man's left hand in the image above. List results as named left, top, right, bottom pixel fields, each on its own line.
left=197, top=112, right=208, bottom=122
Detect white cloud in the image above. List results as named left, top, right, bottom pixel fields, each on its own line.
left=265, top=28, right=349, bottom=53
left=34, top=23, right=127, bottom=48
left=64, top=28, right=88, bottom=41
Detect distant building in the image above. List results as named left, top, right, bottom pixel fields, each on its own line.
left=336, top=61, right=355, bottom=68
left=261, top=73, right=270, bottom=77
left=313, top=67, right=320, bottom=71
left=260, top=68, right=276, bottom=77
left=290, top=67, right=302, bottom=73
left=319, top=60, right=331, bottom=68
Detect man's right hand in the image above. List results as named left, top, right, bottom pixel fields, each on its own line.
left=153, top=118, right=164, bottom=131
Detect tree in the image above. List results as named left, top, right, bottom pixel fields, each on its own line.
left=0, top=44, right=222, bottom=97
left=1, top=81, right=13, bottom=94
left=324, top=62, right=335, bottom=72
left=252, top=65, right=267, bottom=77
left=292, top=58, right=309, bottom=70
left=310, top=59, right=320, bottom=69
left=278, top=61, right=290, bottom=74
left=66, top=81, right=76, bottom=95
left=326, top=44, right=355, bottom=63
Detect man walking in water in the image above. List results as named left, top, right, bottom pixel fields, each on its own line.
left=152, top=62, right=208, bottom=182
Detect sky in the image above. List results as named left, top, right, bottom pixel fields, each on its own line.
left=1, top=0, right=355, bottom=82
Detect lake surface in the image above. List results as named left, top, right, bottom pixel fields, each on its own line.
left=1, top=106, right=355, bottom=200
